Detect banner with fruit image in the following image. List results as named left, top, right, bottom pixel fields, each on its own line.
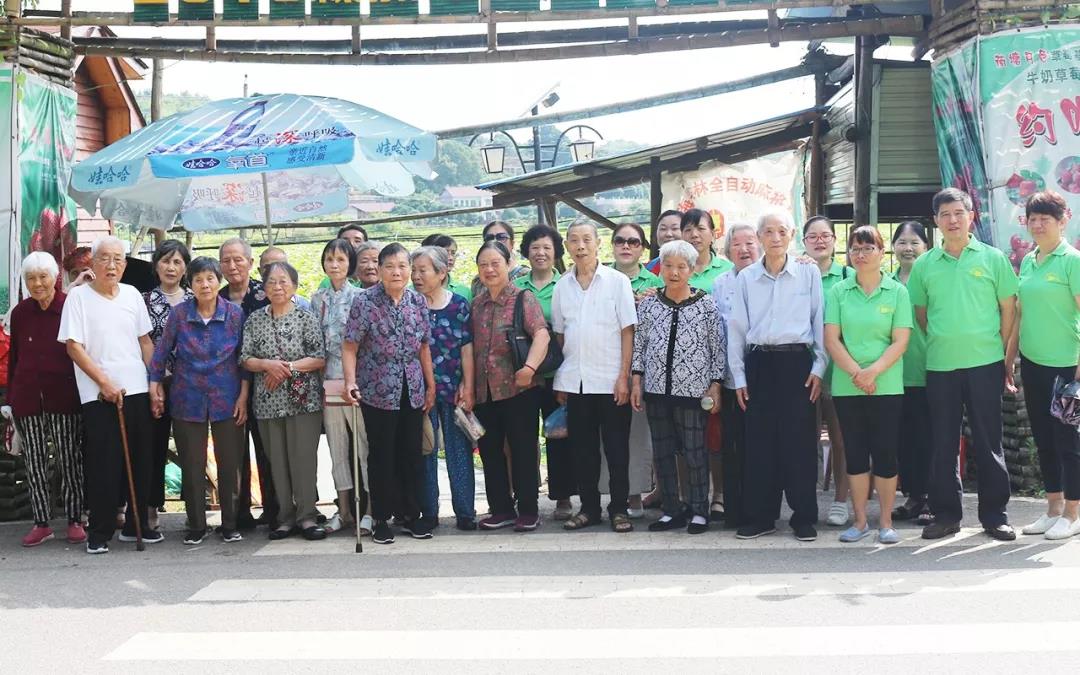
left=16, top=68, right=77, bottom=297
left=977, top=26, right=1080, bottom=269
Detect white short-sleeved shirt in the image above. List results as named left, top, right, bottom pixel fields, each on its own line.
left=551, top=262, right=637, bottom=394
left=57, top=283, right=153, bottom=404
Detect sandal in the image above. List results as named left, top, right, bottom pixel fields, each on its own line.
left=563, top=512, right=599, bottom=531
left=611, top=513, right=633, bottom=533
left=892, top=499, right=923, bottom=521
left=915, top=505, right=935, bottom=527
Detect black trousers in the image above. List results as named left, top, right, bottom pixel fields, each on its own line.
left=1021, top=355, right=1080, bottom=500
left=539, top=379, right=576, bottom=500
left=898, top=386, right=932, bottom=497
left=833, top=395, right=903, bottom=478
left=743, top=349, right=818, bottom=528
left=475, top=387, right=541, bottom=516
left=238, top=399, right=279, bottom=523
left=149, top=411, right=170, bottom=509
left=926, top=360, right=1011, bottom=527
left=720, top=387, right=748, bottom=527
left=568, top=391, right=632, bottom=519
left=82, top=393, right=153, bottom=544
left=361, top=391, right=423, bottom=523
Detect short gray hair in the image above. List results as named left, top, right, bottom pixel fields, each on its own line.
left=658, top=240, right=699, bottom=268
left=409, top=246, right=450, bottom=286
left=756, top=210, right=795, bottom=235
left=90, top=235, right=125, bottom=257
left=21, top=251, right=59, bottom=280
left=566, top=219, right=600, bottom=238
left=723, top=222, right=757, bottom=258
left=218, top=237, right=252, bottom=260
left=355, top=241, right=381, bottom=257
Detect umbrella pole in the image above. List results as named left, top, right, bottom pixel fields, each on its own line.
left=261, top=172, right=273, bottom=245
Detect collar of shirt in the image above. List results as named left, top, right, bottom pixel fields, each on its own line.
left=930, top=235, right=985, bottom=262
left=835, top=272, right=899, bottom=298
left=824, top=262, right=845, bottom=280
left=567, top=259, right=618, bottom=289
left=607, top=262, right=652, bottom=282
left=34, top=292, right=65, bottom=315
left=518, top=270, right=560, bottom=293
left=184, top=296, right=229, bottom=323
left=478, top=283, right=517, bottom=307
left=656, top=288, right=708, bottom=308
left=745, top=255, right=798, bottom=281
left=1038, top=239, right=1070, bottom=258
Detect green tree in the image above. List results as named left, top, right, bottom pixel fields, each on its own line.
left=132, top=90, right=212, bottom=121
left=422, top=140, right=486, bottom=193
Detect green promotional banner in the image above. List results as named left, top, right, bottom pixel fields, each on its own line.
left=0, top=66, right=12, bottom=314
left=133, top=0, right=169, bottom=23
left=550, top=0, right=599, bottom=10
left=311, top=0, right=360, bottom=18
left=490, top=0, right=539, bottom=10
left=178, top=0, right=214, bottom=20
left=222, top=0, right=260, bottom=21
left=429, top=0, right=478, bottom=15
left=269, top=0, right=306, bottom=20
left=369, top=0, right=419, bottom=17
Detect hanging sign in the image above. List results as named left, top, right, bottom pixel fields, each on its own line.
left=368, top=0, right=419, bottom=17
left=222, top=0, right=260, bottom=21
left=133, top=0, right=168, bottom=23
left=268, top=0, right=306, bottom=20
left=311, top=0, right=360, bottom=18
left=178, top=0, right=214, bottom=21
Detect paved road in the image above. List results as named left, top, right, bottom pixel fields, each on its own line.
left=3, top=491, right=1079, bottom=674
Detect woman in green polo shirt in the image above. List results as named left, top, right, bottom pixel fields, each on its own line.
left=514, top=224, right=574, bottom=520
left=610, top=222, right=664, bottom=298
left=824, top=226, right=912, bottom=544
left=890, top=221, right=935, bottom=526
left=1007, top=191, right=1080, bottom=540
left=681, top=208, right=734, bottom=292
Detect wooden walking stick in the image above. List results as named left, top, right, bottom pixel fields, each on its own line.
left=102, top=390, right=144, bottom=551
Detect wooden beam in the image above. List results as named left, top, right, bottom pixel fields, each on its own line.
left=649, top=159, right=662, bottom=258
left=60, top=0, right=71, bottom=39
left=767, top=9, right=780, bottom=47
left=628, top=16, right=638, bottom=40
left=150, top=57, right=163, bottom=122
left=351, top=25, right=361, bottom=54
left=807, top=68, right=825, bottom=216
left=557, top=194, right=623, bottom=233
left=205, top=26, right=216, bottom=52
left=853, top=35, right=875, bottom=227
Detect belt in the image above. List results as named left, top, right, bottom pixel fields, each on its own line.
left=749, top=343, right=809, bottom=352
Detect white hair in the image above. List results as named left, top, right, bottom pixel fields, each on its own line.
left=723, top=223, right=757, bottom=258
left=21, top=251, right=59, bottom=280
left=409, top=245, right=450, bottom=286
left=90, top=235, right=125, bottom=257
left=566, top=219, right=600, bottom=238
left=756, top=210, right=795, bottom=235
left=659, top=240, right=699, bottom=268
left=219, top=237, right=253, bottom=260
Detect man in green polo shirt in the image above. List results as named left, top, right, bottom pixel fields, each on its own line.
left=907, top=187, right=1018, bottom=541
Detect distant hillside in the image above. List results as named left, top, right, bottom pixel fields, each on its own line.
left=132, top=91, right=212, bottom=121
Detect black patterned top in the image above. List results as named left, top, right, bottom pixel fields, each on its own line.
left=240, top=305, right=326, bottom=420
left=144, top=286, right=194, bottom=375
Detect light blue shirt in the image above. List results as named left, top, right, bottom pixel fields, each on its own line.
left=726, top=255, right=827, bottom=390
left=711, top=269, right=740, bottom=390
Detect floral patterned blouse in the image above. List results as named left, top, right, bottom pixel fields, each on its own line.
left=426, top=291, right=472, bottom=404
left=144, top=286, right=194, bottom=374
left=240, top=305, right=326, bottom=420
left=344, top=283, right=432, bottom=411
left=310, top=281, right=363, bottom=380
left=471, top=284, right=547, bottom=404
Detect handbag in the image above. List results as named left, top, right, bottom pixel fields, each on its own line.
left=1051, top=376, right=1080, bottom=428
left=506, top=290, right=563, bottom=376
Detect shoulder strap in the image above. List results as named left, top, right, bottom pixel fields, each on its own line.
left=513, top=288, right=527, bottom=331
left=842, top=265, right=848, bottom=280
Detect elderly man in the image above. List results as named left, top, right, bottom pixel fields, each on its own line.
left=258, top=246, right=312, bottom=312
left=218, top=237, right=279, bottom=530
left=58, top=236, right=161, bottom=554
left=552, top=220, right=638, bottom=533
left=727, top=211, right=827, bottom=542
left=909, top=188, right=1018, bottom=541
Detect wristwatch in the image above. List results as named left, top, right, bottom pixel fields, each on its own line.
left=288, top=362, right=298, bottom=377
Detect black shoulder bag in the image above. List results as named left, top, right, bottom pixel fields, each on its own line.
left=506, top=290, right=563, bottom=376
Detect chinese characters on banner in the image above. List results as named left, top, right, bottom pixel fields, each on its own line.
left=369, top=0, right=420, bottom=17
left=659, top=150, right=804, bottom=244
left=980, top=27, right=1080, bottom=268
left=133, top=0, right=168, bottom=23
left=178, top=0, right=213, bottom=21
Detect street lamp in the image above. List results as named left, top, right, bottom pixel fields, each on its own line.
left=480, top=142, right=506, bottom=174
left=569, top=137, right=595, bottom=163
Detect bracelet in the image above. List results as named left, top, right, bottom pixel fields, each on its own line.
left=523, top=363, right=536, bottom=372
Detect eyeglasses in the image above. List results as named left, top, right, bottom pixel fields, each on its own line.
left=94, top=256, right=125, bottom=267
left=849, top=246, right=880, bottom=257
left=484, top=232, right=511, bottom=243
left=803, top=233, right=835, bottom=243
left=613, top=236, right=642, bottom=248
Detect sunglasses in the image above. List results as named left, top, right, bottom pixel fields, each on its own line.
left=613, top=236, right=642, bottom=247
left=484, top=232, right=511, bottom=243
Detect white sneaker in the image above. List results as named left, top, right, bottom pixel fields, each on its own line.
left=1044, top=516, right=1080, bottom=540
left=826, top=502, right=849, bottom=527
left=1022, top=513, right=1060, bottom=535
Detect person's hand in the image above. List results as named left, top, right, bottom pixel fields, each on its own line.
left=805, top=374, right=822, bottom=403
left=614, top=374, right=630, bottom=406
left=1005, top=364, right=1018, bottom=394
left=795, top=255, right=815, bottom=265
left=343, top=382, right=361, bottom=406
left=556, top=391, right=568, bottom=406
left=736, top=387, right=749, bottom=411
left=455, top=384, right=474, bottom=412
left=852, top=367, right=877, bottom=392
left=233, top=395, right=248, bottom=426
left=630, top=381, right=643, bottom=412
left=263, top=360, right=291, bottom=391
left=149, top=382, right=165, bottom=419
left=99, top=380, right=125, bottom=407
left=707, top=382, right=722, bottom=415
left=71, top=269, right=94, bottom=287
left=514, top=366, right=535, bottom=388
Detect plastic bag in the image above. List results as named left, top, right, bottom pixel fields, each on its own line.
left=1051, top=376, right=1080, bottom=428
left=454, top=406, right=486, bottom=445
left=544, top=405, right=568, bottom=439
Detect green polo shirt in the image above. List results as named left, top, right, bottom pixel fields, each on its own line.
left=825, top=274, right=913, bottom=397
left=513, top=270, right=560, bottom=323
left=608, top=263, right=664, bottom=294
left=907, top=236, right=1018, bottom=372
left=448, top=279, right=472, bottom=302
left=689, top=253, right=734, bottom=292
left=1018, top=240, right=1080, bottom=367
left=821, top=262, right=850, bottom=298
left=318, top=276, right=363, bottom=290
left=894, top=270, right=928, bottom=387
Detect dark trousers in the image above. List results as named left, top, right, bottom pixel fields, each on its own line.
left=174, top=418, right=245, bottom=532
left=568, top=391, right=632, bottom=519
left=1021, top=355, right=1080, bottom=500
left=743, top=349, right=818, bottom=528
left=926, top=360, right=1011, bottom=527
left=238, top=401, right=279, bottom=523
left=475, top=387, right=541, bottom=516
left=833, top=395, right=903, bottom=478
left=898, top=386, right=932, bottom=497
left=539, top=379, right=575, bottom=500
left=361, top=392, right=423, bottom=523
left=646, top=397, right=709, bottom=519
left=149, top=411, right=170, bottom=509
left=82, top=394, right=152, bottom=544
left=720, top=387, right=748, bottom=527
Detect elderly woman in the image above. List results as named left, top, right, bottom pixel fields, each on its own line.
left=632, top=240, right=725, bottom=534
left=727, top=211, right=827, bottom=542
left=354, top=241, right=382, bottom=289
left=411, top=245, right=477, bottom=530
left=58, top=236, right=158, bottom=554
left=824, top=226, right=912, bottom=544
left=422, top=233, right=472, bottom=301
left=10, top=252, right=85, bottom=548
left=149, top=257, right=248, bottom=545
left=472, top=241, right=550, bottom=532
left=1007, top=191, right=1080, bottom=540
left=681, top=208, right=733, bottom=292
left=310, top=238, right=369, bottom=535
left=515, top=224, right=574, bottom=519
left=241, top=261, right=327, bottom=542
left=143, top=239, right=192, bottom=531
left=343, top=243, right=437, bottom=545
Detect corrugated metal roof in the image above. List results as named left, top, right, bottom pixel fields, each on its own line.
left=478, top=107, right=825, bottom=208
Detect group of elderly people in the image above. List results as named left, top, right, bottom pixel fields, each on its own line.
left=10, top=186, right=1080, bottom=552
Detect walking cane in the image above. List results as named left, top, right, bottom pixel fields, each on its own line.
left=101, top=390, right=144, bottom=551
left=350, top=388, right=363, bottom=554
